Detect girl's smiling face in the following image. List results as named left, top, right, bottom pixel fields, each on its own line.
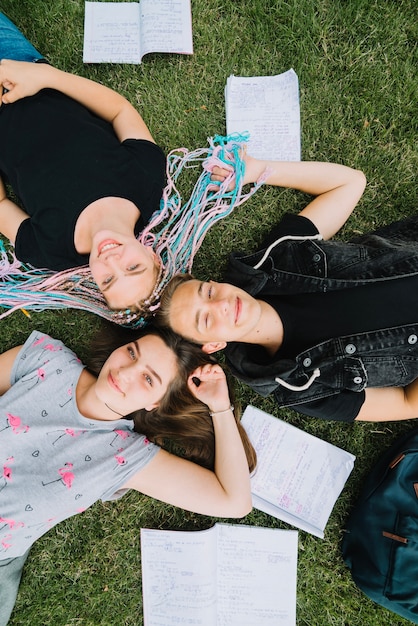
left=88, top=231, right=159, bottom=310
left=95, top=334, right=178, bottom=414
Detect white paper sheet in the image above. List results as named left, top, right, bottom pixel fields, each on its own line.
left=242, top=405, right=355, bottom=537
left=225, top=69, right=301, bottom=161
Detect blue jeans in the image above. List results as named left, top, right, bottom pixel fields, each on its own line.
left=0, top=549, right=31, bottom=626
left=0, top=12, right=43, bottom=61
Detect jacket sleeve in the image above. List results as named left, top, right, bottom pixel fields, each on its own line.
left=290, top=389, right=365, bottom=422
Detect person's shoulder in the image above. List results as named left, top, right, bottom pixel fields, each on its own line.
left=223, top=212, right=321, bottom=290
left=10, top=331, right=78, bottom=384
left=259, top=212, right=319, bottom=249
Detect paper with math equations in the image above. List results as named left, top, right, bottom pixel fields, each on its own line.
left=141, top=523, right=298, bottom=626
left=83, top=0, right=193, bottom=64
left=242, top=405, right=356, bottom=538
left=225, top=69, right=301, bottom=161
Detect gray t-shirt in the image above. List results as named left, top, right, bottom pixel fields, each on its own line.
left=0, top=331, right=159, bottom=558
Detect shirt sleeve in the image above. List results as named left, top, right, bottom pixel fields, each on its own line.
left=290, top=389, right=366, bottom=422
left=15, top=219, right=47, bottom=268
left=10, top=331, right=75, bottom=384
left=259, top=212, right=320, bottom=250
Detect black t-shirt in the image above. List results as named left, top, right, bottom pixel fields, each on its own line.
left=269, top=277, right=418, bottom=360
left=0, top=89, right=166, bottom=270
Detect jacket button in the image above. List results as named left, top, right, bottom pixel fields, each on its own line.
left=353, top=376, right=362, bottom=384
left=303, top=357, right=312, bottom=367
left=345, top=343, right=356, bottom=354
left=408, top=334, right=418, bottom=345
left=312, top=253, right=321, bottom=262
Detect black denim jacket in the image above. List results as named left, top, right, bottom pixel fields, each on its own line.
left=224, top=213, right=418, bottom=411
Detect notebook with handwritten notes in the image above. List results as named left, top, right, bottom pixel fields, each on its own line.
left=242, top=405, right=356, bottom=538
left=83, top=0, right=193, bottom=64
left=141, top=523, right=297, bottom=626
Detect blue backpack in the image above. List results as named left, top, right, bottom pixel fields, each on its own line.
left=342, top=428, right=418, bottom=623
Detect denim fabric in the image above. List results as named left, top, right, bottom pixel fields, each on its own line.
left=224, top=213, right=418, bottom=407
left=0, top=13, right=43, bottom=62
left=228, top=323, right=418, bottom=407
left=0, top=549, right=30, bottom=626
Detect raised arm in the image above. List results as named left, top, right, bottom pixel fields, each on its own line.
left=212, top=152, right=366, bottom=240
left=122, top=364, right=252, bottom=517
left=0, top=59, right=154, bottom=143
left=355, top=380, right=418, bottom=422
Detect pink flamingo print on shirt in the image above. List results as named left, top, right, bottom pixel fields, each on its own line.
left=1, top=533, right=13, bottom=551
left=110, top=429, right=132, bottom=447
left=0, top=457, right=14, bottom=492
left=48, top=428, right=86, bottom=445
left=59, top=386, right=73, bottom=408
left=114, top=452, right=127, bottom=469
left=26, top=367, right=46, bottom=390
left=42, top=462, right=75, bottom=489
left=0, top=414, right=29, bottom=434
left=0, top=516, right=24, bottom=532
left=37, top=342, right=62, bottom=361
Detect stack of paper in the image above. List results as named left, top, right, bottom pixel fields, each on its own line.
left=242, top=405, right=356, bottom=538
left=225, top=69, right=301, bottom=161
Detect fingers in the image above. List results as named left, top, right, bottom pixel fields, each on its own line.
left=210, top=165, right=234, bottom=182
left=188, top=363, right=231, bottom=411
left=187, top=363, right=225, bottom=394
left=0, top=60, right=15, bottom=104
left=1, top=85, right=15, bottom=105
left=0, top=59, right=43, bottom=104
left=189, top=363, right=224, bottom=384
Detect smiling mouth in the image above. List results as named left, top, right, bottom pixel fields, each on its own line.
left=98, top=240, right=121, bottom=257
left=108, top=372, right=123, bottom=394
left=235, top=297, right=241, bottom=324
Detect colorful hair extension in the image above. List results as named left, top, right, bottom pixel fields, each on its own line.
left=0, top=133, right=267, bottom=327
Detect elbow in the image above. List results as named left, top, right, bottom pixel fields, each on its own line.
left=223, top=495, right=253, bottom=519
left=354, top=168, right=367, bottom=193
left=236, top=500, right=253, bottom=519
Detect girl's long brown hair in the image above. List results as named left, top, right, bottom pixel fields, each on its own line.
left=87, top=322, right=256, bottom=472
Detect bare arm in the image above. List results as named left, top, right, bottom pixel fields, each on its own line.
left=0, top=176, right=30, bottom=243
left=122, top=364, right=252, bottom=517
left=0, top=345, right=23, bottom=395
left=0, top=59, right=155, bottom=143
left=212, top=153, right=366, bottom=240
left=355, top=381, right=418, bottom=422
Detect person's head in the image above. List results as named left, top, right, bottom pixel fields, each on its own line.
left=88, top=323, right=206, bottom=414
left=156, top=274, right=263, bottom=352
left=88, top=233, right=161, bottom=313
left=88, top=322, right=256, bottom=472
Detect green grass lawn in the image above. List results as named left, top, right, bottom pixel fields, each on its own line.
left=1, top=0, right=417, bottom=624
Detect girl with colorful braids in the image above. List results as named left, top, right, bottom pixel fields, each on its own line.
left=0, top=13, right=264, bottom=327
left=0, top=321, right=255, bottom=624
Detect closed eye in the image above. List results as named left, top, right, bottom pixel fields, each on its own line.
left=102, top=275, right=114, bottom=286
